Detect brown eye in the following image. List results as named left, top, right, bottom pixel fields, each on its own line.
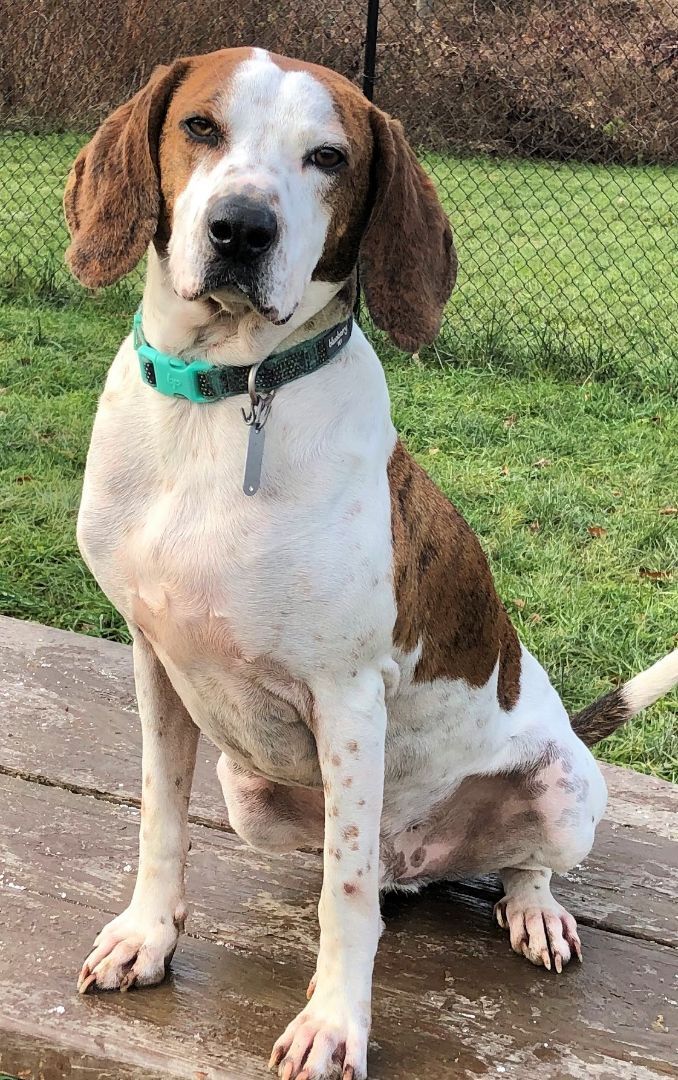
left=308, top=146, right=346, bottom=171
left=183, top=116, right=217, bottom=143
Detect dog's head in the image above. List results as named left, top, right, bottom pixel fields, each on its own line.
left=64, top=47, right=456, bottom=351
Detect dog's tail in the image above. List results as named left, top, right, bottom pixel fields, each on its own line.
left=571, top=648, right=678, bottom=747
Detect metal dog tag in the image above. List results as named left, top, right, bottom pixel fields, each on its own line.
left=241, top=363, right=275, bottom=497
left=243, top=422, right=266, bottom=496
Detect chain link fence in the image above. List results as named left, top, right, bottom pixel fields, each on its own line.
left=1, top=1, right=677, bottom=383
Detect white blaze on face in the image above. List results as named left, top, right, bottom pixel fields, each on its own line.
left=168, top=50, right=347, bottom=321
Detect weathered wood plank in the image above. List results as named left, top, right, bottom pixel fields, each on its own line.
left=1, top=774, right=676, bottom=1080
left=0, top=614, right=224, bottom=823
left=1, top=615, right=676, bottom=947
left=0, top=1029, right=177, bottom=1080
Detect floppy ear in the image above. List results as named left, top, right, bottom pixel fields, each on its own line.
left=64, top=61, right=189, bottom=288
left=359, top=108, right=457, bottom=352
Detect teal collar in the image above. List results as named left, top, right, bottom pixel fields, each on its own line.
left=133, top=309, right=353, bottom=404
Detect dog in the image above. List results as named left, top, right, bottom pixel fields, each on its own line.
left=64, top=46, right=678, bottom=1080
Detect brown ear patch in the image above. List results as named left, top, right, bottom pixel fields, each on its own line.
left=63, top=60, right=189, bottom=288
left=388, top=440, right=521, bottom=709
left=360, top=111, right=457, bottom=353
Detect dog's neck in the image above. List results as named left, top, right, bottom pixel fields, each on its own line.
left=141, top=248, right=354, bottom=369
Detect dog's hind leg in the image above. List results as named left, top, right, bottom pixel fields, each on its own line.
left=494, top=867, right=582, bottom=972
left=491, top=737, right=606, bottom=971
left=217, top=754, right=324, bottom=854
left=382, top=733, right=606, bottom=971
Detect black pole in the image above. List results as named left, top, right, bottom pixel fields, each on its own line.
left=362, top=0, right=380, bottom=102
left=355, top=0, right=380, bottom=320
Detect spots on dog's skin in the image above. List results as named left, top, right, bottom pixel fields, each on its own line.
left=346, top=740, right=360, bottom=756
left=343, top=881, right=360, bottom=895
left=174, top=775, right=183, bottom=789
left=380, top=837, right=409, bottom=881
left=380, top=745, right=588, bottom=886
left=560, top=752, right=574, bottom=774
left=410, top=846, right=427, bottom=868
left=342, top=776, right=353, bottom=788
left=331, top=753, right=342, bottom=767
left=343, top=825, right=360, bottom=841
left=388, top=441, right=522, bottom=711
left=358, top=798, right=366, bottom=807
left=558, top=775, right=590, bottom=803
left=329, top=804, right=339, bottom=818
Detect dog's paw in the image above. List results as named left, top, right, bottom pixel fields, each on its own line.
left=77, top=902, right=186, bottom=993
left=494, top=895, right=582, bottom=973
left=269, top=985, right=369, bottom=1080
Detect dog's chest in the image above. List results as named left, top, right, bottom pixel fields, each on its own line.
left=78, top=362, right=397, bottom=783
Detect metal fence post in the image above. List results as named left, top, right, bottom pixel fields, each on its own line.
left=355, top=0, right=380, bottom=319
left=362, top=0, right=380, bottom=102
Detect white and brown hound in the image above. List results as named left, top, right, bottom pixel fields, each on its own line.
left=64, top=46, right=678, bottom=1080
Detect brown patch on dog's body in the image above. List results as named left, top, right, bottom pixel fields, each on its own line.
left=570, top=686, right=630, bottom=747
left=388, top=440, right=521, bottom=708
left=64, top=60, right=191, bottom=287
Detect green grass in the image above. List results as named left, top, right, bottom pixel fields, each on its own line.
left=0, top=133, right=676, bottom=781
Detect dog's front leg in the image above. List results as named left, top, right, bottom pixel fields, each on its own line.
left=78, top=630, right=199, bottom=993
left=270, top=671, right=386, bottom=1080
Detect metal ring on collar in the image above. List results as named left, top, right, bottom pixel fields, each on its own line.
left=247, top=360, right=263, bottom=406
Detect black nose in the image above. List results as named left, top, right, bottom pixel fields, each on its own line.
left=207, top=195, right=278, bottom=262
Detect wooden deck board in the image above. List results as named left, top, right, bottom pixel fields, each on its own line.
left=1, top=615, right=677, bottom=1079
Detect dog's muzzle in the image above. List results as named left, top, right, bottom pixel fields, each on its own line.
left=200, top=193, right=280, bottom=315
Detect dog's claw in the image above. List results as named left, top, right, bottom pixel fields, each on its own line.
left=77, top=970, right=97, bottom=995
left=268, top=1046, right=285, bottom=1071
left=499, top=887, right=581, bottom=973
